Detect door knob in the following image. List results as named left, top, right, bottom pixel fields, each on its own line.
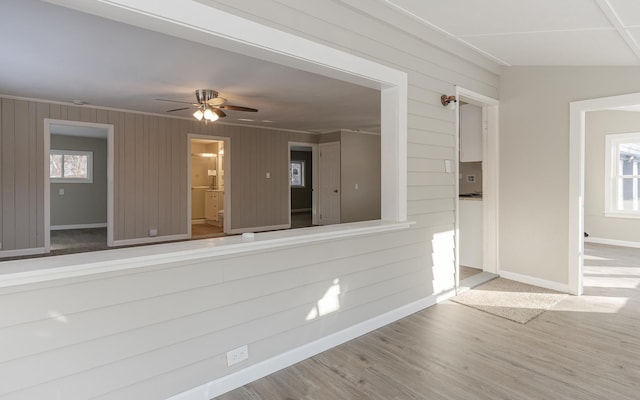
left=333, top=189, right=338, bottom=193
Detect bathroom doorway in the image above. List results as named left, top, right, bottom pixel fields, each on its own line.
left=188, top=136, right=229, bottom=239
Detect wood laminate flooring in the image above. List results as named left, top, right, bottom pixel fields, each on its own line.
left=459, top=265, right=482, bottom=280
left=217, top=243, right=640, bottom=400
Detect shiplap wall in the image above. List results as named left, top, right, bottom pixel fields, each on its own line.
left=0, top=1, right=499, bottom=398
left=0, top=97, right=316, bottom=251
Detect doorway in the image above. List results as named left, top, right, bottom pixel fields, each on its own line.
left=187, top=135, right=229, bottom=239
left=289, top=142, right=318, bottom=228
left=455, top=88, right=499, bottom=290
left=569, top=92, right=640, bottom=295
left=44, top=119, right=114, bottom=253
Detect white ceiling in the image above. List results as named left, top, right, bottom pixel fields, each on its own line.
left=3, top=0, right=640, bottom=133
left=384, top=0, right=640, bottom=65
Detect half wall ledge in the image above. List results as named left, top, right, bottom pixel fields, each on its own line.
left=0, top=220, right=413, bottom=288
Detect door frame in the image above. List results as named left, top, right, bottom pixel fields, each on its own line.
left=288, top=142, right=319, bottom=226
left=454, top=87, right=500, bottom=287
left=568, top=92, right=640, bottom=295
left=44, top=118, right=114, bottom=252
left=186, top=134, right=231, bottom=237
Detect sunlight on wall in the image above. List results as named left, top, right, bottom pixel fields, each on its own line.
left=306, top=278, right=341, bottom=320
left=34, top=310, right=69, bottom=337
left=584, top=254, right=614, bottom=261
left=48, top=310, right=68, bottom=323
left=431, top=229, right=455, bottom=294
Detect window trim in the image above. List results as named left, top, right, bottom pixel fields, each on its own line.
left=604, top=132, right=640, bottom=219
left=50, top=149, right=94, bottom=183
left=290, top=160, right=305, bottom=188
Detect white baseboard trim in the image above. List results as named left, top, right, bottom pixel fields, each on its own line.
left=0, top=247, right=46, bottom=258
left=229, top=224, right=290, bottom=235
left=585, top=237, right=640, bottom=249
left=499, top=270, right=569, bottom=293
left=112, top=234, right=188, bottom=247
left=191, top=219, right=207, bottom=225
left=51, top=223, right=107, bottom=231
left=168, top=288, right=457, bottom=400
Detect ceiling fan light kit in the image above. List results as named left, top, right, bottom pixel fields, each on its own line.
left=159, top=89, right=258, bottom=122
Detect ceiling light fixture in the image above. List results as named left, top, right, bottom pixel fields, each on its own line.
left=441, top=95, right=457, bottom=110
left=193, top=105, right=219, bottom=122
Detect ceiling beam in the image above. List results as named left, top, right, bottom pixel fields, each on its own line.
left=594, top=0, right=640, bottom=62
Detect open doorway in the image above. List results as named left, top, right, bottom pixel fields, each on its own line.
left=188, top=135, right=229, bottom=239
left=289, top=142, right=318, bottom=228
left=455, top=88, right=499, bottom=290
left=44, top=119, right=114, bottom=254
left=569, top=92, right=640, bottom=295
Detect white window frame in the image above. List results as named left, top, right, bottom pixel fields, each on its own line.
left=50, top=149, right=94, bottom=183
left=290, top=160, right=305, bottom=188
left=604, top=132, right=640, bottom=219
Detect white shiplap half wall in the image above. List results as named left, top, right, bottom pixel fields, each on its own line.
left=3, top=1, right=500, bottom=400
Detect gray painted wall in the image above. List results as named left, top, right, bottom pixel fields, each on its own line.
left=500, top=67, right=640, bottom=284
left=585, top=110, right=640, bottom=243
left=50, top=134, right=107, bottom=227
left=0, top=97, right=317, bottom=249
left=340, top=131, right=381, bottom=223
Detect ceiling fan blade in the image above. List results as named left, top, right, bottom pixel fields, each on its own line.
left=156, top=98, right=196, bottom=105
left=220, top=105, right=258, bottom=112
left=166, top=107, right=193, bottom=112
left=207, top=97, right=227, bottom=106
left=213, top=108, right=226, bottom=118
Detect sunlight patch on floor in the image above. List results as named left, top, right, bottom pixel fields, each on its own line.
left=551, top=295, right=629, bottom=313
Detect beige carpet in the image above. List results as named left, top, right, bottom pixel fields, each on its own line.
left=451, top=278, right=568, bottom=324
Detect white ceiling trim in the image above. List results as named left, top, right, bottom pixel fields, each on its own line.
left=382, top=0, right=640, bottom=66
left=382, top=0, right=511, bottom=66
left=594, top=0, right=640, bottom=60
left=457, top=27, right=616, bottom=38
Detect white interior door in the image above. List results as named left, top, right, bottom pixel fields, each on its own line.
left=319, top=142, right=341, bottom=225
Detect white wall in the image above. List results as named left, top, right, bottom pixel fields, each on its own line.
left=500, top=67, right=640, bottom=285
left=0, top=1, right=500, bottom=399
left=585, top=110, right=640, bottom=244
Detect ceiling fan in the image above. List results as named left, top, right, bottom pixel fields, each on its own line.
left=157, top=89, right=258, bottom=122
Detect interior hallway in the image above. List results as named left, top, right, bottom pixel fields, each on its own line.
left=218, top=243, right=640, bottom=400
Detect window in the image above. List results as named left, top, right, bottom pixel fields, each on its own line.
left=50, top=150, right=93, bottom=183
left=290, top=160, right=305, bottom=188
left=605, top=133, right=640, bottom=217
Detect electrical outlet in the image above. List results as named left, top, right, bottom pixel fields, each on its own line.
left=149, top=228, right=158, bottom=237
left=226, top=345, right=249, bottom=366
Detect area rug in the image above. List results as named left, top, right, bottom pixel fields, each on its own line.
left=451, top=278, right=568, bottom=324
